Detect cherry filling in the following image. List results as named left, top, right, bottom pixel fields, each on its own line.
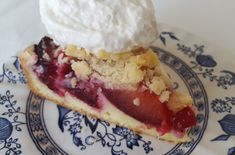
left=102, top=88, right=196, bottom=134
left=33, top=37, right=197, bottom=135
left=34, top=37, right=100, bottom=108
left=102, top=88, right=170, bottom=128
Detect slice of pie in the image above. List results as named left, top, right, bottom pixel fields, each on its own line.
left=20, top=36, right=196, bottom=143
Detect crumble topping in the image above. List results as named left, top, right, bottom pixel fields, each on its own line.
left=58, top=53, right=69, bottom=64
left=167, top=92, right=193, bottom=112
left=71, top=60, right=92, bottom=79
left=133, top=98, right=141, bottom=106
left=66, top=44, right=90, bottom=60
left=63, top=44, right=171, bottom=94
left=33, top=39, right=172, bottom=96
left=129, top=49, right=159, bottom=68
left=148, top=77, right=167, bottom=95
left=159, top=90, right=171, bottom=103
left=70, top=77, right=77, bottom=88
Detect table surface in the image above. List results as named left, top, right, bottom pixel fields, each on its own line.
left=155, top=0, right=235, bottom=54
left=0, top=0, right=234, bottom=63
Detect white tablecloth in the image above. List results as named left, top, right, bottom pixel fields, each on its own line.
left=0, top=0, right=234, bottom=64
left=156, top=0, right=235, bottom=54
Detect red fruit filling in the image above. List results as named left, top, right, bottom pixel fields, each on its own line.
left=172, top=107, right=197, bottom=132
left=34, top=37, right=101, bottom=108
left=32, top=37, right=197, bottom=135
left=102, top=88, right=197, bottom=134
left=102, top=88, right=171, bottom=131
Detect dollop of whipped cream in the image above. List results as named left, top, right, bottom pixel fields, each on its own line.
left=40, top=0, right=159, bottom=53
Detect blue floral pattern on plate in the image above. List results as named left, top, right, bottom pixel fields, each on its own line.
left=176, top=43, right=235, bottom=89
left=211, top=98, right=235, bottom=155
left=0, top=27, right=234, bottom=155
left=23, top=45, right=209, bottom=155
left=0, top=57, right=26, bottom=155
left=57, top=108, right=153, bottom=155
left=0, top=57, right=26, bottom=84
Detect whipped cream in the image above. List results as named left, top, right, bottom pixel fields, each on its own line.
left=40, top=0, right=159, bottom=53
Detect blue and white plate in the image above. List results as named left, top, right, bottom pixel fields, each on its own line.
left=0, top=24, right=235, bottom=155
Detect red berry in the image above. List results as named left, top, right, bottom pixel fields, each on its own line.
left=102, top=88, right=172, bottom=133
left=172, top=107, right=197, bottom=131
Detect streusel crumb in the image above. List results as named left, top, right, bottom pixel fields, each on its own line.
left=67, top=46, right=171, bottom=94
left=66, top=44, right=90, bottom=60
left=71, top=60, right=92, bottom=79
